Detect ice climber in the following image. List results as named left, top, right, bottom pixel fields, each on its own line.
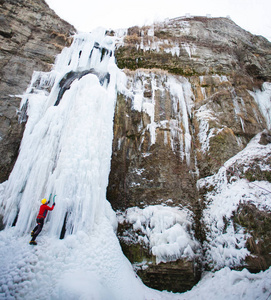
left=29, top=198, right=55, bottom=245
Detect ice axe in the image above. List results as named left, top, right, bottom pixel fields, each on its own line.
left=48, top=194, right=56, bottom=205
left=48, top=193, right=52, bottom=204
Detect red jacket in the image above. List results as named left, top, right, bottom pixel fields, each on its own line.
left=37, top=204, right=55, bottom=219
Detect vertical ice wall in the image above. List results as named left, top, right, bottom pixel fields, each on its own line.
left=0, top=28, right=119, bottom=238
left=249, top=82, right=271, bottom=129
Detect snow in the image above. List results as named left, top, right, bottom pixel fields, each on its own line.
left=118, top=205, right=200, bottom=264
left=198, top=132, right=271, bottom=269
left=1, top=227, right=271, bottom=299
left=0, top=221, right=146, bottom=300
left=177, top=267, right=271, bottom=300
left=0, top=27, right=271, bottom=299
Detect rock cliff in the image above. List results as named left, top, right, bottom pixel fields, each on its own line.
left=109, top=17, right=271, bottom=209
left=106, top=17, right=271, bottom=292
left=0, top=0, right=75, bottom=182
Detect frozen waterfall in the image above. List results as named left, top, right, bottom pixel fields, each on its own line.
left=0, top=28, right=150, bottom=300
left=0, top=28, right=119, bottom=238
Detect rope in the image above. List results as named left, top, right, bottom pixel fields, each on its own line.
left=209, top=152, right=271, bottom=194
left=246, top=181, right=271, bottom=195
left=265, top=291, right=271, bottom=300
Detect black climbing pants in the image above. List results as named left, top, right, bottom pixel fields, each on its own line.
left=31, top=218, right=44, bottom=241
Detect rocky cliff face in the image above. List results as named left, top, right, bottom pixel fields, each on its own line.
left=116, top=17, right=271, bottom=81
left=0, top=0, right=75, bottom=182
left=106, top=17, right=271, bottom=292
left=109, top=17, right=271, bottom=209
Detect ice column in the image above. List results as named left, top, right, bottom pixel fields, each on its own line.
left=0, top=29, right=118, bottom=237
left=168, top=76, right=193, bottom=165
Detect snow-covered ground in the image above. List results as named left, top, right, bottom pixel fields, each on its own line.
left=117, top=205, right=200, bottom=264
left=0, top=28, right=271, bottom=299
left=199, top=132, right=271, bottom=270
left=1, top=226, right=271, bottom=299
left=0, top=218, right=147, bottom=300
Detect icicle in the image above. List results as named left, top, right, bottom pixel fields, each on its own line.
left=168, top=76, right=193, bottom=165
left=231, top=88, right=246, bottom=132
left=249, top=82, right=271, bottom=129
left=125, top=71, right=194, bottom=165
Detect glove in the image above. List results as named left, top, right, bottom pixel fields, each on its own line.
left=53, top=202, right=56, bottom=206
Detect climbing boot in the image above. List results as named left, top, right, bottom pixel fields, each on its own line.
left=29, top=240, right=37, bottom=245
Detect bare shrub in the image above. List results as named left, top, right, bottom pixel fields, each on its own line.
left=124, top=34, right=141, bottom=45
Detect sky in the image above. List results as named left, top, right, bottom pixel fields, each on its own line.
left=45, top=0, right=271, bottom=41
